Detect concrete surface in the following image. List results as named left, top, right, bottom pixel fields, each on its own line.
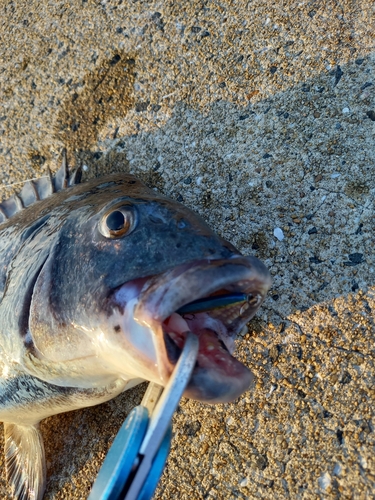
left=0, top=0, right=375, bottom=498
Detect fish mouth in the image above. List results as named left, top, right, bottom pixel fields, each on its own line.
left=131, top=256, right=271, bottom=403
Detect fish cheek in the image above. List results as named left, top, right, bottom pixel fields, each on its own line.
left=28, top=254, right=96, bottom=362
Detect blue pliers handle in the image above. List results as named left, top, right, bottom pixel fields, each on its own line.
left=89, top=332, right=199, bottom=500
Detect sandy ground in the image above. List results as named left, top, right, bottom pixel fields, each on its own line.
left=0, top=0, right=375, bottom=498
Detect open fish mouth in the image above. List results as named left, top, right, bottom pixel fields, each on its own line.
left=111, top=256, right=271, bottom=404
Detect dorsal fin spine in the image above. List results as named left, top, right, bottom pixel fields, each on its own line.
left=53, top=149, right=69, bottom=192
left=46, top=167, right=55, bottom=194
left=0, top=206, right=8, bottom=221
left=69, top=166, right=83, bottom=187
left=31, top=181, right=40, bottom=201
left=62, top=148, right=68, bottom=189
left=14, top=194, right=24, bottom=210
left=0, top=149, right=82, bottom=223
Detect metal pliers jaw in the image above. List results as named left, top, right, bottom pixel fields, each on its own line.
left=89, top=332, right=199, bottom=500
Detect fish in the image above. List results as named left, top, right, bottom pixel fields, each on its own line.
left=0, top=152, right=271, bottom=500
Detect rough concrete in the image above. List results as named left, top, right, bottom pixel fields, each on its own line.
left=0, top=0, right=375, bottom=498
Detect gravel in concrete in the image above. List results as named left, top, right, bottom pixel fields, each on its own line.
left=0, top=1, right=375, bottom=498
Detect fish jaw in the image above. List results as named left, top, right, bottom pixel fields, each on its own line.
left=104, top=256, right=271, bottom=403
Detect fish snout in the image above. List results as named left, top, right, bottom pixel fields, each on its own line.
left=129, top=255, right=271, bottom=403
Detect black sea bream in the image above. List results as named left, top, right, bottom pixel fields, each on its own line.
left=0, top=154, right=271, bottom=499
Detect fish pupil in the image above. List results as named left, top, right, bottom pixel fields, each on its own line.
left=106, top=210, right=125, bottom=231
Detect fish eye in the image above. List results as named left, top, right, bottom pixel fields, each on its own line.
left=100, top=206, right=136, bottom=238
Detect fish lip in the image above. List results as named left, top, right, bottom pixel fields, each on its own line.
left=133, top=255, right=271, bottom=397
left=135, top=256, right=271, bottom=324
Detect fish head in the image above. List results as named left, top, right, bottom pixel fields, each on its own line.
left=29, top=175, right=271, bottom=403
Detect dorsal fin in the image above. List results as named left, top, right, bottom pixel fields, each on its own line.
left=0, top=149, right=82, bottom=222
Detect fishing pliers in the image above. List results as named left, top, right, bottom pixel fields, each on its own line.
left=89, top=292, right=250, bottom=500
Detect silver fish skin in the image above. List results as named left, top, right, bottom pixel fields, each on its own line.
left=0, top=158, right=271, bottom=500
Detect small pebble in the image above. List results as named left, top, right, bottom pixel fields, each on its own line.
left=273, top=227, right=284, bottom=241
left=318, top=472, right=331, bottom=490
left=348, top=252, right=363, bottom=264
left=342, top=107, right=350, bottom=113
left=333, top=463, right=342, bottom=476
left=361, top=82, right=373, bottom=90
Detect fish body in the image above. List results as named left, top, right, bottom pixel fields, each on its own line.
left=0, top=156, right=271, bottom=499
